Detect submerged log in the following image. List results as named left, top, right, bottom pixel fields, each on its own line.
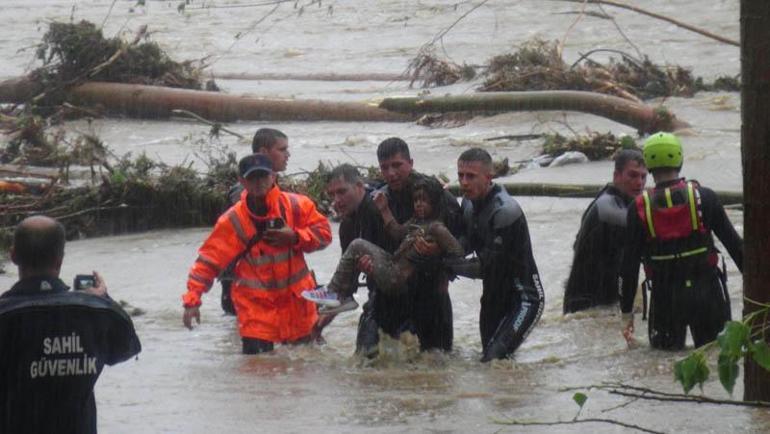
left=211, top=72, right=407, bottom=81
left=68, top=82, right=412, bottom=122
left=0, top=78, right=687, bottom=130
left=0, top=163, right=59, bottom=179
left=380, top=91, right=689, bottom=134
left=446, top=182, right=742, bottom=205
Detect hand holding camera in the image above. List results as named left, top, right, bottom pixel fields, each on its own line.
left=263, top=219, right=298, bottom=247
left=73, top=271, right=108, bottom=297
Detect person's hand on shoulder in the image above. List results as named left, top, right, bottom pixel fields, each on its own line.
left=183, top=306, right=201, bottom=330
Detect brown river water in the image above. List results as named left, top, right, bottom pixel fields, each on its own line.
left=1, top=1, right=763, bottom=432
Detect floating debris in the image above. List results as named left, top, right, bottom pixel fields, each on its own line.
left=407, top=49, right=476, bottom=88
left=542, top=131, right=639, bottom=161
left=479, top=38, right=733, bottom=101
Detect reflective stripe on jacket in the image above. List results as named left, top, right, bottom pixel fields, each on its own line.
left=183, top=185, right=331, bottom=341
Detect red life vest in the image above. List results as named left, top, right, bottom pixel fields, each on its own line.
left=634, top=179, right=717, bottom=272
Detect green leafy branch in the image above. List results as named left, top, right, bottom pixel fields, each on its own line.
left=674, top=300, right=770, bottom=395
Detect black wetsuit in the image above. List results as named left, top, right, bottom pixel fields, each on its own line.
left=0, top=276, right=141, bottom=434
left=461, top=184, right=545, bottom=362
left=355, top=172, right=460, bottom=354
left=563, top=184, right=633, bottom=313
left=620, top=179, right=743, bottom=349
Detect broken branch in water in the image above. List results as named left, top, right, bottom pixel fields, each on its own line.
left=562, top=383, right=770, bottom=408
left=171, top=109, right=245, bottom=139
left=493, top=416, right=664, bottom=434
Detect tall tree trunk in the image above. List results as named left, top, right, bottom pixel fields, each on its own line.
left=741, top=0, right=770, bottom=401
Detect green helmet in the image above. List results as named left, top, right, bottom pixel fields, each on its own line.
left=643, top=132, right=683, bottom=169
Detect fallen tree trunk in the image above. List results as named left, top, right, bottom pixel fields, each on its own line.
left=68, top=82, right=413, bottom=122
left=211, top=72, right=407, bottom=81
left=0, top=163, right=59, bottom=179
left=380, top=91, right=689, bottom=133
left=446, top=182, right=742, bottom=205
left=0, top=77, right=44, bottom=104
left=0, top=78, right=687, bottom=130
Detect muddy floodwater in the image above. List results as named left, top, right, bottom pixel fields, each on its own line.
left=1, top=0, right=763, bottom=432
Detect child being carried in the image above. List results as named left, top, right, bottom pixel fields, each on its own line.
left=302, top=177, right=464, bottom=314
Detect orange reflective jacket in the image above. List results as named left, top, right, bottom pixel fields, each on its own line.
left=183, top=185, right=331, bottom=341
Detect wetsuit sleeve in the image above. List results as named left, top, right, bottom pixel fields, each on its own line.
left=619, top=204, right=645, bottom=314
left=701, top=187, right=743, bottom=272
left=293, top=196, right=332, bottom=253
left=184, top=212, right=243, bottom=307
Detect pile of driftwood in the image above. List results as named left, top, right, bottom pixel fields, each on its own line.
left=408, top=38, right=739, bottom=102
left=0, top=156, right=231, bottom=251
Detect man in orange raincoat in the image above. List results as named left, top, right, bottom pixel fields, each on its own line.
left=182, top=154, right=331, bottom=354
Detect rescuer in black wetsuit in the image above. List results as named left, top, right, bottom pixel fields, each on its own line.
left=619, top=133, right=743, bottom=349
left=563, top=149, right=648, bottom=313
left=455, top=148, right=545, bottom=362
left=0, top=216, right=141, bottom=434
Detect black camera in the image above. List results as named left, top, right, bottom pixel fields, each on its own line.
left=267, top=218, right=284, bottom=229
left=258, top=218, right=284, bottom=231
left=73, top=274, right=96, bottom=291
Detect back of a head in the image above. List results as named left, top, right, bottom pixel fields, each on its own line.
left=327, top=163, right=362, bottom=186
left=251, top=128, right=287, bottom=153
left=642, top=132, right=683, bottom=173
left=614, top=148, right=645, bottom=173
left=458, top=147, right=493, bottom=167
left=377, top=137, right=411, bottom=161
left=12, top=216, right=65, bottom=271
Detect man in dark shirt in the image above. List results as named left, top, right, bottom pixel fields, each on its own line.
left=619, top=133, right=743, bottom=349
left=563, top=149, right=647, bottom=313
left=0, top=216, right=141, bottom=434
left=456, top=148, right=545, bottom=361
left=366, top=138, right=461, bottom=355
left=326, top=137, right=460, bottom=356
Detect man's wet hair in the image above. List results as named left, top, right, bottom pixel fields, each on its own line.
left=376, top=137, right=411, bottom=162
left=252, top=128, right=287, bottom=153
left=13, top=217, right=65, bottom=269
left=326, top=163, right=362, bottom=185
left=412, top=176, right=445, bottom=221
left=614, top=149, right=645, bottom=173
left=458, top=147, right=493, bottom=168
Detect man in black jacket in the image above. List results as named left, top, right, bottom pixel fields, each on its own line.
left=0, top=216, right=141, bottom=434
left=327, top=138, right=460, bottom=356
left=362, top=138, right=461, bottom=355
left=456, top=148, right=545, bottom=362
left=563, top=149, right=647, bottom=313
left=619, top=133, right=743, bottom=349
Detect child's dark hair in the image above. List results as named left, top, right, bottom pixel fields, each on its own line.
left=412, top=176, right=445, bottom=221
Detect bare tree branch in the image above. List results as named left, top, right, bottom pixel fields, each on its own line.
left=493, top=417, right=664, bottom=434
left=549, top=0, right=739, bottom=46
